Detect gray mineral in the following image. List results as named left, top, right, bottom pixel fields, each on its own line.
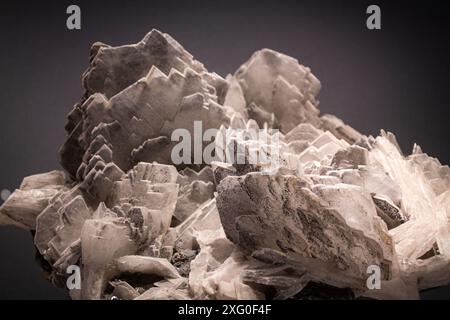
left=1, top=30, right=450, bottom=300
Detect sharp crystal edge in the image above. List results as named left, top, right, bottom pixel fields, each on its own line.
left=1, top=29, right=450, bottom=300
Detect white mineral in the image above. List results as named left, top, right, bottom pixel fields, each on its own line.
left=1, top=29, right=449, bottom=300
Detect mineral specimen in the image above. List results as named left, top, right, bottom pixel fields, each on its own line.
left=1, top=29, right=449, bottom=300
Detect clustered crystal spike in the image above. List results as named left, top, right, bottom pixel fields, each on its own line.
left=1, top=30, right=449, bottom=300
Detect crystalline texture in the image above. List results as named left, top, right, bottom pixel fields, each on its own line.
left=1, top=29, right=449, bottom=300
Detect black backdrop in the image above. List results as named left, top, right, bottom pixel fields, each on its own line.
left=0, top=0, right=449, bottom=299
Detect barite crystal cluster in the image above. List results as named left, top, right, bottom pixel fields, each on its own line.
left=1, top=29, right=450, bottom=300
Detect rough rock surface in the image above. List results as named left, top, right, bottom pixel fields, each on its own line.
left=1, top=29, right=449, bottom=300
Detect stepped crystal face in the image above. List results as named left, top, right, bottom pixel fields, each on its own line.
left=1, top=29, right=449, bottom=300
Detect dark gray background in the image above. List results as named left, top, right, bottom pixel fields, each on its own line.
left=0, top=0, right=449, bottom=299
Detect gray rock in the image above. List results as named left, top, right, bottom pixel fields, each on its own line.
left=1, top=30, right=449, bottom=300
